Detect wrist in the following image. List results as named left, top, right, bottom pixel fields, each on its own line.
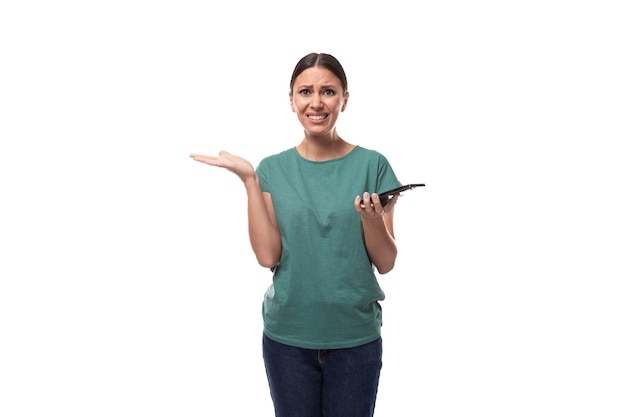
left=361, top=215, right=385, bottom=225
left=242, top=173, right=260, bottom=189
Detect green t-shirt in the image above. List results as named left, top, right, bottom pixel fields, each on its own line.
left=256, top=145, right=402, bottom=349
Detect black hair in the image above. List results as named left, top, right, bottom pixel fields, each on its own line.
left=289, top=53, right=348, bottom=96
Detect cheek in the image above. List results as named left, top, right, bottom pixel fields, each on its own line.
left=293, top=100, right=308, bottom=114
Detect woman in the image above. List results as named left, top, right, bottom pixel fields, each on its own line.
left=190, top=52, right=403, bottom=417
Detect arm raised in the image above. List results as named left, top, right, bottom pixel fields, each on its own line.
left=190, top=152, right=282, bottom=268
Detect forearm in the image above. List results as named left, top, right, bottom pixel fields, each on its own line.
left=243, top=175, right=282, bottom=268
left=362, top=214, right=397, bottom=274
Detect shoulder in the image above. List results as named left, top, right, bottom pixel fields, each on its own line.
left=352, top=146, right=401, bottom=189
left=351, top=145, right=393, bottom=164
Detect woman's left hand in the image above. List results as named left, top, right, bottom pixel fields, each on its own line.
left=354, top=192, right=398, bottom=218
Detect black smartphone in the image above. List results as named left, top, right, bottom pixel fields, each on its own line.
left=360, top=183, right=425, bottom=208
left=379, top=183, right=425, bottom=206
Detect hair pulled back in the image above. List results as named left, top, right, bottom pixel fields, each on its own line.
left=289, top=53, right=348, bottom=96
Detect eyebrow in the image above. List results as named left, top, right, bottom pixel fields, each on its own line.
left=296, top=84, right=339, bottom=90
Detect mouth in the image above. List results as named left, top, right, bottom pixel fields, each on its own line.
left=307, top=114, right=329, bottom=121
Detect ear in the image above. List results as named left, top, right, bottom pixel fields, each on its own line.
left=289, top=92, right=295, bottom=112
left=341, top=92, right=349, bottom=112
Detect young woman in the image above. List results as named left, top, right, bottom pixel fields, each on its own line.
left=190, top=52, right=403, bottom=417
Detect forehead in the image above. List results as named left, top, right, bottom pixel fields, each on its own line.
left=294, top=66, right=342, bottom=87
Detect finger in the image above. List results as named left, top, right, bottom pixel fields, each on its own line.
left=190, top=154, right=218, bottom=165
left=371, top=194, right=385, bottom=216
left=356, top=195, right=372, bottom=211
left=355, top=195, right=365, bottom=210
left=362, top=192, right=374, bottom=211
left=362, top=192, right=370, bottom=209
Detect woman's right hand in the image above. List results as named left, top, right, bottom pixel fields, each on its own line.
left=189, top=151, right=255, bottom=183
left=191, top=150, right=282, bottom=268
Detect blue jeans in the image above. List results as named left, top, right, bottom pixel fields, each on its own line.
left=262, top=333, right=383, bottom=417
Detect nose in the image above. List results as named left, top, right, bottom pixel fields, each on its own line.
left=310, top=93, right=323, bottom=108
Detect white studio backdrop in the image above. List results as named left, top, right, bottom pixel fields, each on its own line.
left=1, top=1, right=625, bottom=416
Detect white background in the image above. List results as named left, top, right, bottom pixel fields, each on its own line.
left=1, top=1, right=624, bottom=416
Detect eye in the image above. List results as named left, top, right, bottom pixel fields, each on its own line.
left=299, top=89, right=311, bottom=96
left=323, top=89, right=336, bottom=96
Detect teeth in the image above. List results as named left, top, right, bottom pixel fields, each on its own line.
left=308, top=115, right=327, bottom=120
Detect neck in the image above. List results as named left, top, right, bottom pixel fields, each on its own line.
left=297, top=135, right=354, bottom=162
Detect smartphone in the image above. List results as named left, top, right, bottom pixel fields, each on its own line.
left=360, top=183, right=425, bottom=208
